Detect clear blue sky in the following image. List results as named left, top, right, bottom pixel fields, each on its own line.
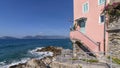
left=0, top=0, right=73, bottom=37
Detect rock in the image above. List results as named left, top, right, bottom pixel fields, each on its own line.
left=26, top=59, right=46, bottom=68
left=9, top=59, right=47, bottom=68
left=36, top=46, right=62, bottom=56
left=9, top=46, right=63, bottom=68
left=9, top=63, right=26, bottom=68
left=42, top=56, right=53, bottom=65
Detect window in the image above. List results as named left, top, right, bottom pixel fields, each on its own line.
left=82, top=2, right=89, bottom=13
left=99, top=15, right=105, bottom=23
left=78, top=20, right=86, bottom=33
left=98, top=0, right=105, bottom=5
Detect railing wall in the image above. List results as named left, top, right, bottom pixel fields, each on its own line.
left=70, top=30, right=99, bottom=53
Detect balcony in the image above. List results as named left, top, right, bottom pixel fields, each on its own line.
left=70, top=30, right=99, bottom=53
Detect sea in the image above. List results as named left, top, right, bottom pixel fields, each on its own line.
left=0, top=39, right=72, bottom=68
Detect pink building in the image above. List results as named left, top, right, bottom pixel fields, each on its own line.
left=70, top=0, right=112, bottom=56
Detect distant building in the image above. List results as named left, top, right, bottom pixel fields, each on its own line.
left=70, top=0, right=117, bottom=57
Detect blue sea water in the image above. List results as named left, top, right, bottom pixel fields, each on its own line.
left=0, top=39, right=72, bottom=68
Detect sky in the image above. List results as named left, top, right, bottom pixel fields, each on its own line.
left=0, top=0, right=73, bottom=37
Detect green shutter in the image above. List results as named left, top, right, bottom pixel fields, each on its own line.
left=83, top=3, right=88, bottom=13
left=102, top=0, right=105, bottom=4
left=84, top=4, right=85, bottom=12
left=80, top=22, right=86, bottom=33
left=99, top=0, right=105, bottom=5
left=100, top=0, right=102, bottom=4
left=86, top=3, right=88, bottom=12
left=85, top=4, right=86, bottom=12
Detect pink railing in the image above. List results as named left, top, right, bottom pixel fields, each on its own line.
left=70, top=30, right=99, bottom=52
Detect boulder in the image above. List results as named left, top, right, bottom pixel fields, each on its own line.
left=36, top=46, right=62, bottom=56
left=9, top=63, right=26, bottom=68
left=9, top=46, right=63, bottom=68
left=9, top=59, right=46, bottom=68
left=26, top=59, right=46, bottom=68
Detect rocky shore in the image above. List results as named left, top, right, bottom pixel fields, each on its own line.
left=8, top=46, right=114, bottom=68
left=9, top=46, right=64, bottom=68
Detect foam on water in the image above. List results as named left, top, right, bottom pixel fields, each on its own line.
left=0, top=61, right=6, bottom=68
left=0, top=47, right=53, bottom=68
left=0, top=58, right=30, bottom=68
left=28, top=47, right=53, bottom=59
left=0, top=61, right=6, bottom=65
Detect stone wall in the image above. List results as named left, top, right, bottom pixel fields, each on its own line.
left=107, top=18, right=120, bottom=59
left=106, top=0, right=120, bottom=59
left=50, top=61, right=109, bottom=68
left=108, top=31, right=120, bottom=59
left=108, top=17, right=120, bottom=29
left=50, top=61, right=80, bottom=68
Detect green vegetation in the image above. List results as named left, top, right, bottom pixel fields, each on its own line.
left=69, top=58, right=99, bottom=63
left=107, top=56, right=120, bottom=65
left=69, top=58, right=78, bottom=60
left=81, top=59, right=99, bottom=63
left=104, top=2, right=120, bottom=22
left=107, top=56, right=110, bottom=59
left=87, top=59, right=99, bottom=63
left=112, top=57, right=120, bottom=65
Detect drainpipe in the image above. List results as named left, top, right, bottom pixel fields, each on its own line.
left=103, top=0, right=107, bottom=55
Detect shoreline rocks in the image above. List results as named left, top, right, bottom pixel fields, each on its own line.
left=36, top=46, right=62, bottom=56
left=9, top=46, right=64, bottom=68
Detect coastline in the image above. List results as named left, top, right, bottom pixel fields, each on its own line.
left=8, top=46, right=71, bottom=68
left=0, top=39, right=72, bottom=68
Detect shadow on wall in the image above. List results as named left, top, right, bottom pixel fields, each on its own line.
left=75, top=41, right=96, bottom=57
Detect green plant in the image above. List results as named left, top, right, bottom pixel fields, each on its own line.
left=81, top=59, right=99, bottom=63
left=107, top=56, right=120, bottom=65
left=107, top=56, right=110, bottom=59
left=112, top=57, right=120, bottom=65
left=87, top=59, right=99, bottom=63
left=69, top=58, right=78, bottom=60
left=104, top=2, right=120, bottom=22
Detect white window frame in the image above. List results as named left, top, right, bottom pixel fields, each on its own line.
left=99, top=14, right=105, bottom=24
left=82, top=1, right=89, bottom=13
left=98, top=0, right=105, bottom=5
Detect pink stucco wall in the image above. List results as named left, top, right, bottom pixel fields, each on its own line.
left=70, top=0, right=110, bottom=52
left=70, top=31, right=99, bottom=52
